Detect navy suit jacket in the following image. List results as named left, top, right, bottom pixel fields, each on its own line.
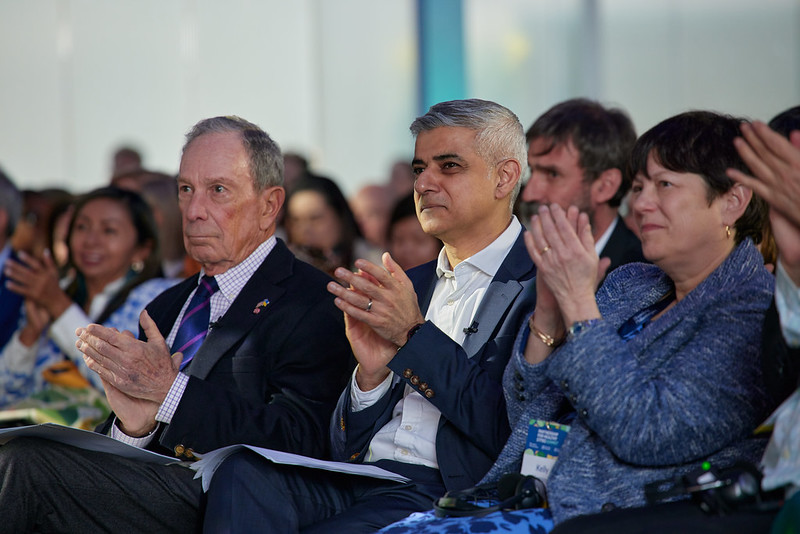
left=599, top=216, right=645, bottom=276
left=97, top=239, right=354, bottom=460
left=762, top=299, right=800, bottom=407
left=331, top=229, right=537, bottom=491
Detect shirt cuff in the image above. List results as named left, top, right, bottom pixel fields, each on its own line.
left=109, top=418, right=159, bottom=448
left=156, top=372, right=190, bottom=424
left=776, top=261, right=800, bottom=348
left=349, top=365, right=393, bottom=412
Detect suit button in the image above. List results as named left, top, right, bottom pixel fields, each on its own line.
left=561, top=380, right=569, bottom=391
left=570, top=394, right=578, bottom=403
left=514, top=372, right=523, bottom=381
left=424, top=389, right=434, bottom=399
left=174, top=445, right=185, bottom=456
left=185, top=448, right=196, bottom=460
left=581, top=409, right=589, bottom=418
left=410, top=375, right=420, bottom=385
left=517, top=395, right=525, bottom=401
left=403, top=369, right=413, bottom=379
left=515, top=383, right=524, bottom=392
left=418, top=382, right=428, bottom=391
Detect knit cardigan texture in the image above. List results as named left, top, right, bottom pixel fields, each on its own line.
left=483, top=239, right=775, bottom=524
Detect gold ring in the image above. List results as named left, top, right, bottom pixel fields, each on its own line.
left=540, top=245, right=551, bottom=254
left=366, top=299, right=373, bottom=312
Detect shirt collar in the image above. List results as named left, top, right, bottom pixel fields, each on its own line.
left=199, top=235, right=277, bottom=301
left=436, top=216, right=522, bottom=279
left=594, top=216, right=618, bottom=256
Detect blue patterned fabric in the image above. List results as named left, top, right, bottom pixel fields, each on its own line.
left=377, top=507, right=553, bottom=533
left=0, top=277, right=178, bottom=406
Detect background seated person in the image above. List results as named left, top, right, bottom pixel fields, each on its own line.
left=0, top=186, right=175, bottom=406
left=378, top=110, right=775, bottom=533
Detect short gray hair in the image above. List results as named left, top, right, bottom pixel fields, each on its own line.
left=183, top=116, right=284, bottom=191
left=0, top=168, right=21, bottom=239
left=410, top=99, right=527, bottom=206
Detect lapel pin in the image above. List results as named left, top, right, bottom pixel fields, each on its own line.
left=253, top=298, right=269, bottom=314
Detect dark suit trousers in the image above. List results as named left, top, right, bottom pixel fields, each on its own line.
left=0, top=437, right=202, bottom=533
left=201, top=450, right=445, bottom=534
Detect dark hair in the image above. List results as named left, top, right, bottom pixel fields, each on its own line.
left=65, top=186, right=162, bottom=323
left=768, top=106, right=800, bottom=138
left=629, top=110, right=767, bottom=245
left=286, top=174, right=362, bottom=270
left=387, top=193, right=418, bottom=237
left=526, top=98, right=637, bottom=207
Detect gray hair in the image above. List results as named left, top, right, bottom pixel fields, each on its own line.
left=410, top=99, right=527, bottom=207
left=0, top=168, right=21, bottom=239
left=183, top=116, right=284, bottom=191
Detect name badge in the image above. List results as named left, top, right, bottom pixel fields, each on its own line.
left=520, top=419, right=570, bottom=484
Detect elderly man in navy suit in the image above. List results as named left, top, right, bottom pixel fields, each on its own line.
left=202, top=99, right=538, bottom=533
left=0, top=116, right=353, bottom=533
left=522, top=98, right=644, bottom=276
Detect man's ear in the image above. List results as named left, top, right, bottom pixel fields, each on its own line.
left=722, top=183, right=752, bottom=226
left=590, top=168, right=623, bottom=206
left=259, top=186, right=286, bottom=231
left=495, top=158, right=522, bottom=200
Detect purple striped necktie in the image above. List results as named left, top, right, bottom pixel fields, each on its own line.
left=173, top=275, right=219, bottom=370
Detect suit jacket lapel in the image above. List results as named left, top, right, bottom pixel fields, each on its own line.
left=185, top=241, right=293, bottom=380
left=461, top=230, right=535, bottom=356
left=408, top=260, right=438, bottom=317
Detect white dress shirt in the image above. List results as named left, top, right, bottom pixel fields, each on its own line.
left=351, top=217, right=522, bottom=468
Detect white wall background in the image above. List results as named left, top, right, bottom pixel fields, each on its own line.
left=0, top=0, right=797, bottom=196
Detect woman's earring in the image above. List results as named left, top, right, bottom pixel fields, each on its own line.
left=725, top=225, right=732, bottom=239
left=131, top=260, right=144, bottom=273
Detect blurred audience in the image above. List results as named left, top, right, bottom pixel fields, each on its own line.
left=111, top=146, right=143, bottom=178
left=388, top=159, right=415, bottom=200
left=386, top=193, right=441, bottom=271
left=0, top=186, right=176, bottom=406
left=12, top=188, right=73, bottom=258
left=283, top=152, right=310, bottom=192
left=284, top=173, right=380, bottom=275
left=0, top=168, right=23, bottom=351
left=137, top=172, right=190, bottom=278
left=350, top=183, right=393, bottom=249
left=44, top=193, right=76, bottom=276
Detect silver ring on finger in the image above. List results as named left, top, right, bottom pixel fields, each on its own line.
left=366, top=299, right=373, bottom=312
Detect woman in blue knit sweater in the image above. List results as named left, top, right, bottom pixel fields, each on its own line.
left=379, top=111, right=775, bottom=533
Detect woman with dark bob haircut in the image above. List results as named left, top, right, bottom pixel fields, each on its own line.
left=378, top=111, right=775, bottom=533
left=0, top=186, right=178, bottom=407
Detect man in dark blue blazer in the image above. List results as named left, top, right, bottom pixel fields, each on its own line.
left=0, top=116, right=353, bottom=533
left=521, top=98, right=644, bottom=277
left=201, top=99, right=537, bottom=533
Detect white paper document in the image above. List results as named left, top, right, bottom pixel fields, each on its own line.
left=0, top=423, right=179, bottom=465
left=190, top=444, right=410, bottom=491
